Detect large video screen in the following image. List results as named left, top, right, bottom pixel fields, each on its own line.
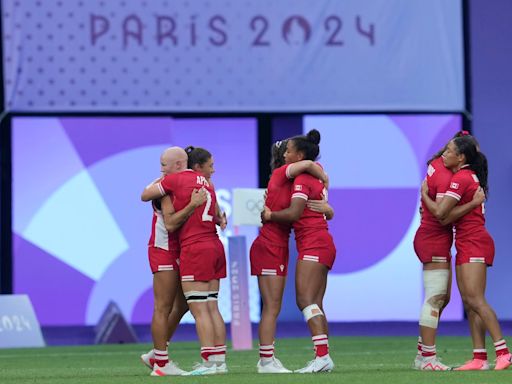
left=12, top=117, right=259, bottom=326
left=3, top=0, right=463, bottom=112
left=303, top=114, right=464, bottom=321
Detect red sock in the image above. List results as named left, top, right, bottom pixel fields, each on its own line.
left=259, top=343, right=274, bottom=359
left=312, top=334, right=329, bottom=357
left=200, top=346, right=215, bottom=362
left=154, top=349, right=168, bottom=367
left=210, top=344, right=227, bottom=362
left=417, top=337, right=422, bottom=355
left=494, top=340, right=510, bottom=357
left=473, top=349, right=487, bottom=361
left=421, top=344, right=436, bottom=358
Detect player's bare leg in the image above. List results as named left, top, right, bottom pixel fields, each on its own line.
left=256, top=275, right=291, bottom=373
left=295, top=260, right=333, bottom=373
left=206, top=280, right=225, bottom=346
left=258, top=275, right=286, bottom=345
left=458, top=264, right=502, bottom=340
left=456, top=308, right=489, bottom=370
left=457, top=264, right=511, bottom=370
left=296, top=260, right=328, bottom=335
left=148, top=270, right=188, bottom=376
left=467, top=309, right=486, bottom=351
left=181, top=281, right=217, bottom=375
left=142, top=278, right=188, bottom=372
left=152, top=271, right=178, bottom=351
left=166, top=283, right=189, bottom=339
left=454, top=265, right=489, bottom=370
left=206, top=279, right=228, bottom=373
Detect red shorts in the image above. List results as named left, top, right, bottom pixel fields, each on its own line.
left=413, top=227, right=453, bottom=264
left=455, top=231, right=495, bottom=266
left=179, top=238, right=226, bottom=282
left=250, top=236, right=289, bottom=276
left=148, top=246, right=180, bottom=274
left=297, top=231, right=336, bottom=269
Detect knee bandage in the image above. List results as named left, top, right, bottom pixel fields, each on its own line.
left=206, top=291, right=219, bottom=301
left=419, top=269, right=449, bottom=329
left=302, top=304, right=324, bottom=322
left=184, top=291, right=209, bottom=303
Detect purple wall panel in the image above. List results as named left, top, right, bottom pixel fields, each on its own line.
left=470, top=0, right=512, bottom=319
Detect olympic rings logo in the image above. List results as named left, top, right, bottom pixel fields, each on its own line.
left=245, top=199, right=264, bottom=213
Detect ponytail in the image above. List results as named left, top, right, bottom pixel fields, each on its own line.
left=453, top=136, right=489, bottom=197
left=471, top=152, right=489, bottom=197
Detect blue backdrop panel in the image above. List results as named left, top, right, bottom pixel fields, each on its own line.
left=2, top=0, right=463, bottom=112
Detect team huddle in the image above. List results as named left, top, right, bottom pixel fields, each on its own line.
left=138, top=129, right=511, bottom=376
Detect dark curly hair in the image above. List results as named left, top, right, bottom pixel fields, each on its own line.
left=289, top=129, right=321, bottom=161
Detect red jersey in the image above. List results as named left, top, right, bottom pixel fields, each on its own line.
left=420, top=157, right=453, bottom=234
left=147, top=199, right=179, bottom=251
left=445, top=166, right=486, bottom=239
left=291, top=173, right=329, bottom=245
left=158, top=170, right=218, bottom=247
left=258, top=164, right=293, bottom=247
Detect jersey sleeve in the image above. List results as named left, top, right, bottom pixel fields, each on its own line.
left=284, top=163, right=295, bottom=179
left=158, top=173, right=178, bottom=196
left=434, top=170, right=453, bottom=199
left=292, top=174, right=312, bottom=201
left=444, top=172, right=470, bottom=202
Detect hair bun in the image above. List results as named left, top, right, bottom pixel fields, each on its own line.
left=184, top=146, right=195, bottom=154
left=306, top=129, right=321, bottom=145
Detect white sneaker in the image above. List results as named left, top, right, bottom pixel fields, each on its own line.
left=150, top=361, right=187, bottom=376
left=257, top=357, right=292, bottom=373
left=140, top=350, right=154, bottom=370
left=420, top=356, right=451, bottom=371
left=295, top=355, right=334, bottom=373
left=413, top=354, right=423, bottom=370
left=181, top=362, right=217, bottom=376
left=215, top=362, right=228, bottom=373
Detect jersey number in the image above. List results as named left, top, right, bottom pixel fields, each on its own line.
left=202, top=190, right=213, bottom=222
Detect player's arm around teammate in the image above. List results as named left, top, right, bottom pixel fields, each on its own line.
left=250, top=139, right=331, bottom=373
left=162, top=188, right=207, bottom=232
left=142, top=147, right=194, bottom=376
left=306, top=198, right=334, bottom=220
left=142, top=148, right=228, bottom=374
left=422, top=137, right=511, bottom=371
left=263, top=130, right=336, bottom=373
left=412, top=133, right=486, bottom=371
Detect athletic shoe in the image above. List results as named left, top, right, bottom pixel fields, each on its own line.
left=420, top=357, right=451, bottom=371
left=295, top=355, right=334, bottom=373
left=150, top=361, right=187, bottom=376
left=181, top=362, right=217, bottom=376
left=454, top=359, right=489, bottom=371
left=140, top=350, right=155, bottom=370
left=257, top=357, right=292, bottom=373
left=215, top=362, right=228, bottom=374
left=413, top=355, right=423, bottom=370
left=494, top=353, right=512, bottom=371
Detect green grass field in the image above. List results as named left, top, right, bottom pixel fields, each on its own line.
left=0, top=336, right=511, bottom=384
